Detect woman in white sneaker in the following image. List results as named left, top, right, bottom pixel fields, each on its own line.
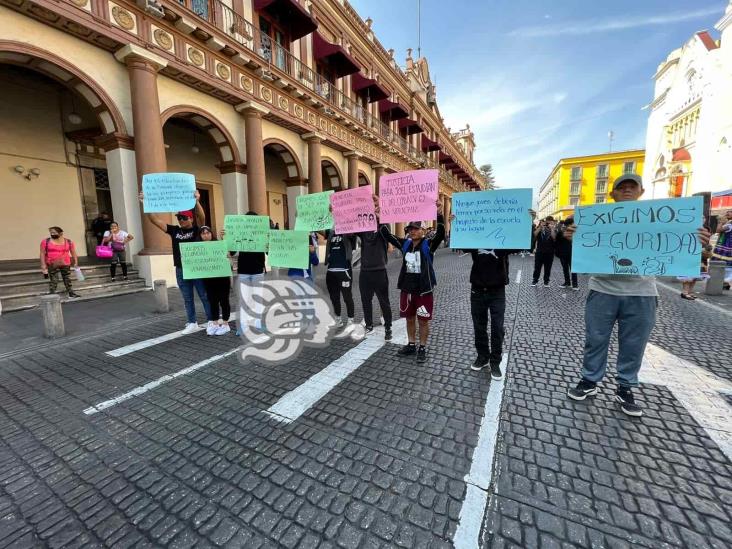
left=199, top=226, right=232, bottom=336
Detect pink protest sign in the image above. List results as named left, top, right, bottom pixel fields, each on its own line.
left=378, top=169, right=438, bottom=223
left=330, top=186, right=377, bottom=234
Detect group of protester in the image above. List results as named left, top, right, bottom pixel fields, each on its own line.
left=41, top=173, right=725, bottom=418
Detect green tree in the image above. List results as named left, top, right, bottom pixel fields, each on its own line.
left=479, top=164, right=495, bottom=188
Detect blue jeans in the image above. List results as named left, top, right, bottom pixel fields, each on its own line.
left=237, top=273, right=265, bottom=332
left=581, top=290, right=657, bottom=388
left=176, top=267, right=213, bottom=324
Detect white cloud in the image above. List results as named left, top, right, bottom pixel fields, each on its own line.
left=508, top=6, right=722, bottom=38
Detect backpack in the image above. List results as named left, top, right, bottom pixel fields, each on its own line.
left=43, top=237, right=72, bottom=268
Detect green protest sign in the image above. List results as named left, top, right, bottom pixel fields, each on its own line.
left=180, top=241, right=232, bottom=279
left=268, top=230, right=309, bottom=269
left=224, top=215, right=270, bottom=252
left=295, top=191, right=334, bottom=231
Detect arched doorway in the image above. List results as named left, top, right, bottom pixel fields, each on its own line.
left=321, top=158, right=343, bottom=191
left=358, top=170, right=371, bottom=188
left=0, top=43, right=128, bottom=262
left=263, top=139, right=303, bottom=229
left=161, top=107, right=241, bottom=232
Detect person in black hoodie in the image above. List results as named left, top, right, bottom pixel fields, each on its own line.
left=231, top=211, right=267, bottom=334
left=323, top=228, right=358, bottom=329
left=378, top=202, right=445, bottom=363
left=555, top=217, right=578, bottom=290
left=532, top=216, right=557, bottom=286
left=357, top=222, right=393, bottom=341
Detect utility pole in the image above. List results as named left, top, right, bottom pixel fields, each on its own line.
left=608, top=130, right=615, bottom=152
left=417, top=0, right=421, bottom=58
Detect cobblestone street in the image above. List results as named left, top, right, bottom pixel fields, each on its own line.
left=0, top=250, right=730, bottom=548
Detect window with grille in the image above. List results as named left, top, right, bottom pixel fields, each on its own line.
left=570, top=166, right=582, bottom=181
left=596, top=164, right=608, bottom=178
left=570, top=196, right=579, bottom=206
left=570, top=181, right=581, bottom=195
left=623, top=161, right=636, bottom=174
left=595, top=195, right=606, bottom=204
left=93, top=168, right=109, bottom=190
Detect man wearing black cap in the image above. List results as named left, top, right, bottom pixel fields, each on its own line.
left=140, top=190, right=213, bottom=334
left=378, top=203, right=445, bottom=363
left=562, top=174, right=711, bottom=416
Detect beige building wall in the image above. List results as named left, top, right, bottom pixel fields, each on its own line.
left=0, top=6, right=133, bottom=132
left=0, top=69, right=87, bottom=261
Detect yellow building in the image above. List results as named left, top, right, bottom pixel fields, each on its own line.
left=538, top=150, right=645, bottom=220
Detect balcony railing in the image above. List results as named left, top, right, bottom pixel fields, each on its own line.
left=171, top=0, right=476, bottom=178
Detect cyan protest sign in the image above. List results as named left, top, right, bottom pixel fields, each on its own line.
left=268, top=230, right=309, bottom=269
left=572, top=196, right=704, bottom=276
left=450, top=189, right=533, bottom=249
left=224, top=215, right=270, bottom=252
left=295, top=191, right=334, bottom=231
left=180, top=241, right=232, bottom=280
left=142, top=173, right=196, bottom=212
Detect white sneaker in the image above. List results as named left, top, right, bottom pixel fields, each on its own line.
left=346, top=318, right=355, bottom=327
left=206, top=321, right=217, bottom=336
left=214, top=323, right=231, bottom=336
left=335, top=318, right=344, bottom=328
left=181, top=323, right=199, bottom=335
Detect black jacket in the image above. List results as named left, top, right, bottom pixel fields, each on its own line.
left=468, top=249, right=515, bottom=290
left=324, top=230, right=356, bottom=267
left=534, top=229, right=556, bottom=254
left=357, top=225, right=390, bottom=271
left=554, top=229, right=572, bottom=258
left=381, top=215, right=445, bottom=295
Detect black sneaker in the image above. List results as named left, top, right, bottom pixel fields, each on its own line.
left=616, top=387, right=643, bottom=417
left=543, top=282, right=550, bottom=287
left=398, top=343, right=416, bottom=356
left=416, top=346, right=427, bottom=363
left=531, top=281, right=538, bottom=287
left=111, top=277, right=116, bottom=282
left=68, top=291, right=81, bottom=298
left=567, top=379, right=598, bottom=400
left=490, top=362, right=503, bottom=381
left=123, top=276, right=128, bottom=281
left=558, top=283, right=570, bottom=288
left=364, top=325, right=374, bottom=334
left=384, top=328, right=392, bottom=341
left=471, top=356, right=488, bottom=371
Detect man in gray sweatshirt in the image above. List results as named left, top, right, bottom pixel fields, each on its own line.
left=357, top=226, right=393, bottom=341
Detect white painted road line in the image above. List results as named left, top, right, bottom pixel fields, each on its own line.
left=641, top=343, right=732, bottom=462
left=453, top=353, right=509, bottom=549
left=515, top=269, right=522, bottom=284
left=106, top=313, right=238, bottom=357
left=264, top=319, right=407, bottom=424
left=83, top=348, right=240, bottom=415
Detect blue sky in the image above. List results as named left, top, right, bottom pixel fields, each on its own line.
left=349, top=0, right=729, bottom=192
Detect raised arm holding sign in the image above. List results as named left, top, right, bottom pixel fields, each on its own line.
left=330, top=186, right=377, bottom=234
left=450, top=189, right=532, bottom=249
left=142, top=173, right=197, bottom=213
left=378, top=169, right=438, bottom=224
left=295, top=191, right=334, bottom=232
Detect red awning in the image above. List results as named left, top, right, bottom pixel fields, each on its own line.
left=438, top=152, right=454, bottom=164
left=398, top=118, right=423, bottom=135
left=254, top=0, right=317, bottom=40
left=378, top=99, right=409, bottom=121
left=672, top=147, right=691, bottom=161
left=421, top=135, right=441, bottom=152
left=351, top=72, right=390, bottom=102
left=312, top=32, right=359, bottom=78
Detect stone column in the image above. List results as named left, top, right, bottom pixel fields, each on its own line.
left=344, top=151, right=360, bottom=189
left=219, top=163, right=248, bottom=214
left=302, top=132, right=324, bottom=194
left=236, top=101, right=269, bottom=215
left=114, top=44, right=170, bottom=255
left=99, top=134, right=144, bottom=260
left=374, top=164, right=386, bottom=194
left=285, top=176, right=308, bottom=229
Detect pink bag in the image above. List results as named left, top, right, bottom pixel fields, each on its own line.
left=95, top=245, right=113, bottom=259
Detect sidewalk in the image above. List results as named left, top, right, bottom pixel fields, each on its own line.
left=0, top=288, right=185, bottom=357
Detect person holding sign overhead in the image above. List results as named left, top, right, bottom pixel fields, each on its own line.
left=563, top=174, right=711, bottom=416
left=377, top=201, right=445, bottom=364
left=139, top=189, right=213, bottom=335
